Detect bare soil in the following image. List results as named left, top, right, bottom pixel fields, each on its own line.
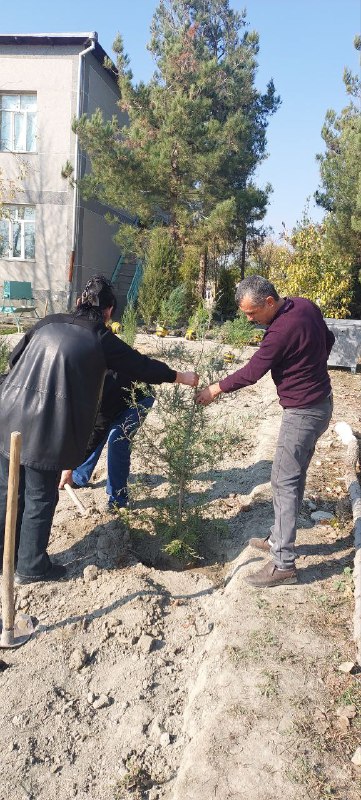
left=1, top=335, right=361, bottom=800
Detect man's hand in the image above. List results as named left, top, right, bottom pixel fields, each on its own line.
left=195, top=383, right=222, bottom=406
left=59, top=469, right=73, bottom=489
left=175, top=371, right=199, bottom=387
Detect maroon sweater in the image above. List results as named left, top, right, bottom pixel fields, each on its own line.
left=219, top=297, right=335, bottom=408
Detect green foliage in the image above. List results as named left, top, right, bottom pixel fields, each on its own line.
left=179, top=244, right=200, bottom=303
left=75, top=1, right=280, bottom=276
left=268, top=221, right=353, bottom=318
left=246, top=237, right=292, bottom=278
left=0, top=338, right=10, bottom=374
left=218, top=311, right=262, bottom=347
left=0, top=326, right=17, bottom=336
left=130, top=344, right=241, bottom=560
left=113, top=755, right=152, bottom=799
left=138, top=229, right=180, bottom=324
left=215, top=267, right=238, bottom=318
left=120, top=301, right=137, bottom=346
left=188, top=302, right=212, bottom=337
left=315, top=37, right=361, bottom=312
left=159, top=284, right=189, bottom=327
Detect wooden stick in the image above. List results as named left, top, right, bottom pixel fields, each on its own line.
left=64, top=483, right=87, bottom=516
left=1, top=431, right=21, bottom=647
left=335, top=422, right=361, bottom=666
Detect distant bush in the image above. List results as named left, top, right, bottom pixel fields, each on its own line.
left=188, top=302, right=212, bottom=338
left=0, top=338, right=10, bottom=374
left=215, top=267, right=239, bottom=319
left=218, top=313, right=263, bottom=347
left=120, top=302, right=138, bottom=346
left=159, top=285, right=189, bottom=328
left=138, top=229, right=180, bottom=325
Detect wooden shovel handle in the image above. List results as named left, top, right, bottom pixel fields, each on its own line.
left=2, top=432, right=22, bottom=635
left=64, top=482, right=87, bottom=516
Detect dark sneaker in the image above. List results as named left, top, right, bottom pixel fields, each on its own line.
left=14, top=563, right=67, bottom=586
left=248, top=536, right=271, bottom=552
left=245, top=560, right=297, bottom=588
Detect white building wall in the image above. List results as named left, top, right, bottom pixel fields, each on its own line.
left=0, top=46, right=77, bottom=310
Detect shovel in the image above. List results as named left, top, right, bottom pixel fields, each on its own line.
left=0, top=431, right=34, bottom=649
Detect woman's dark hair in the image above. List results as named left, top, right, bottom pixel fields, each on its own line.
left=76, top=275, right=117, bottom=318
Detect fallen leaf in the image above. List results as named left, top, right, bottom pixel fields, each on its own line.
left=336, top=705, right=357, bottom=719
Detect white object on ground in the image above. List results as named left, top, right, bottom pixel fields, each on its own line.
left=335, top=421, right=361, bottom=667
left=64, top=483, right=87, bottom=516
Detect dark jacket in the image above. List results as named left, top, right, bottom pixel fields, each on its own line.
left=220, top=297, right=335, bottom=408
left=0, top=312, right=176, bottom=470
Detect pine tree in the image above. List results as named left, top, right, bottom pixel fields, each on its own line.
left=75, top=1, right=279, bottom=295
left=315, top=36, right=361, bottom=313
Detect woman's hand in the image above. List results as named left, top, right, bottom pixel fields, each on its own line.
left=59, top=469, right=73, bottom=489
left=175, top=371, right=200, bottom=387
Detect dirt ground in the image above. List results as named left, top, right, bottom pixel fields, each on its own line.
left=1, top=334, right=361, bottom=800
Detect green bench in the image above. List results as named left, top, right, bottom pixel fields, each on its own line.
left=0, top=280, right=40, bottom=332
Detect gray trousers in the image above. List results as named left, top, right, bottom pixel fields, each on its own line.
left=270, top=394, right=333, bottom=569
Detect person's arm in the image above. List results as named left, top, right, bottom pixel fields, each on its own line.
left=196, top=327, right=286, bottom=405
left=103, top=331, right=199, bottom=387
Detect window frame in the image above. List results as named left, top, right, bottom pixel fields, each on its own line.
left=0, top=205, right=36, bottom=261
left=0, top=92, right=37, bottom=154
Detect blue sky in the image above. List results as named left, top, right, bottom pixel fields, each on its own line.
left=1, top=0, right=359, bottom=237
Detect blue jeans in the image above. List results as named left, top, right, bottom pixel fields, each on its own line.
left=270, top=394, right=333, bottom=569
left=73, top=396, right=154, bottom=507
left=0, top=453, right=60, bottom=577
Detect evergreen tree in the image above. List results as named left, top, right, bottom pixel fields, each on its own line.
left=315, top=36, right=361, bottom=312
left=75, top=0, right=279, bottom=295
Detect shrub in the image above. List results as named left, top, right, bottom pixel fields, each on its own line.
left=138, top=229, right=180, bottom=324
left=215, top=267, right=238, bottom=319
left=0, top=338, right=10, bottom=374
left=159, top=284, right=189, bottom=328
left=218, top=312, right=263, bottom=347
left=188, top=302, right=212, bottom=337
left=129, top=344, right=241, bottom=561
left=120, top=302, right=138, bottom=346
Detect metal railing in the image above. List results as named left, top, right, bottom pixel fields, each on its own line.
left=127, top=260, right=143, bottom=306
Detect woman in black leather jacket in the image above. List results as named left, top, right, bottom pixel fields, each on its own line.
left=0, top=275, right=198, bottom=585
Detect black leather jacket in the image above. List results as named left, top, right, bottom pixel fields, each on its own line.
left=0, top=313, right=176, bottom=470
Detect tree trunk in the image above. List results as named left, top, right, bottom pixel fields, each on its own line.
left=240, top=237, right=246, bottom=280
left=197, top=246, right=208, bottom=299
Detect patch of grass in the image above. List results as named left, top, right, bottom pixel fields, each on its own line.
left=113, top=756, right=153, bottom=799
left=255, top=595, right=270, bottom=610
left=285, top=756, right=336, bottom=799
left=0, top=338, right=10, bottom=373
left=258, top=669, right=279, bottom=698
left=333, top=566, right=354, bottom=595
left=337, top=682, right=361, bottom=711
left=227, top=702, right=247, bottom=718
left=226, top=629, right=280, bottom=668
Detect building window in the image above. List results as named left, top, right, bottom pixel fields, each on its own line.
left=0, top=206, right=35, bottom=260
left=0, top=94, right=37, bottom=153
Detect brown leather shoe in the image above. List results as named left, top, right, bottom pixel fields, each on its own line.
left=248, top=536, right=271, bottom=552
left=245, top=560, right=297, bottom=588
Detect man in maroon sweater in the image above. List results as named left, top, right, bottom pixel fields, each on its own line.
left=196, top=275, right=335, bottom=588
